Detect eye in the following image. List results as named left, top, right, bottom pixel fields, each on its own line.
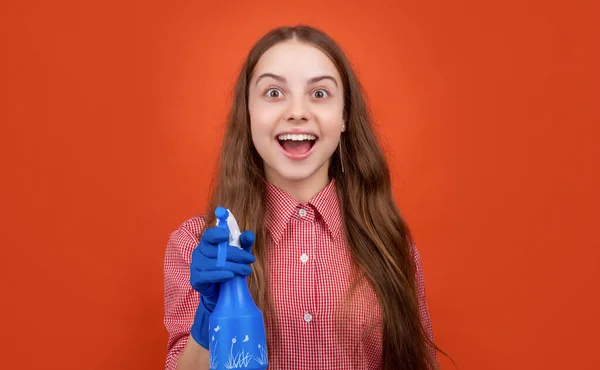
left=312, top=89, right=329, bottom=99
left=265, top=88, right=283, bottom=99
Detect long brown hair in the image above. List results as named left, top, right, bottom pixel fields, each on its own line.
left=204, top=25, right=441, bottom=370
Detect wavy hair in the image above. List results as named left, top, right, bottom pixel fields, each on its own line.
left=203, top=25, right=442, bottom=370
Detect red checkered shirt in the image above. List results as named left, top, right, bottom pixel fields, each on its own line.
left=164, top=179, right=435, bottom=369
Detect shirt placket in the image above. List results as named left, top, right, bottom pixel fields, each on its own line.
left=295, top=204, right=318, bottom=365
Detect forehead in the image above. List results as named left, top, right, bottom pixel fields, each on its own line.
left=252, top=40, right=341, bottom=83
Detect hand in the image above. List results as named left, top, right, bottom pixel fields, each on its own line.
left=189, top=226, right=255, bottom=348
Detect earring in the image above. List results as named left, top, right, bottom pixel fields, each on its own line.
left=342, top=124, right=346, bottom=131
left=338, top=140, right=345, bottom=173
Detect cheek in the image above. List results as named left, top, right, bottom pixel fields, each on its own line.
left=314, top=98, right=344, bottom=130
left=317, top=111, right=344, bottom=138
left=249, top=113, right=275, bottom=150
left=249, top=103, right=283, bottom=137
left=322, top=126, right=342, bottom=145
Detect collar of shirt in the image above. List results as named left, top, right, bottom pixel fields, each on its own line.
left=264, top=178, right=343, bottom=244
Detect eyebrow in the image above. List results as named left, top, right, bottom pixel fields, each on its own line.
left=255, top=73, right=338, bottom=87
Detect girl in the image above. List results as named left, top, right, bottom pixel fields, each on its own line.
left=164, top=25, right=441, bottom=370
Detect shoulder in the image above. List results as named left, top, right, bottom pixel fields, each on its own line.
left=172, top=214, right=209, bottom=242
left=165, top=214, right=209, bottom=264
left=410, top=243, right=423, bottom=270
left=409, top=242, right=429, bottom=281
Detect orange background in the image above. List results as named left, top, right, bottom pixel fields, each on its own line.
left=1, top=0, right=598, bottom=369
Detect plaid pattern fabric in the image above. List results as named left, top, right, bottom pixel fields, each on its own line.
left=164, top=179, right=435, bottom=369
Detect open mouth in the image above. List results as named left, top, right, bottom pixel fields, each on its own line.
left=277, top=133, right=317, bottom=157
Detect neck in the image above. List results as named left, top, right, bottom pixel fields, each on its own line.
left=265, top=162, right=330, bottom=203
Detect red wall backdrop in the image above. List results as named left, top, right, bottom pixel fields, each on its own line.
left=1, top=1, right=598, bottom=369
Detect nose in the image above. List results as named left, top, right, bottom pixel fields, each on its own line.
left=285, top=95, right=311, bottom=123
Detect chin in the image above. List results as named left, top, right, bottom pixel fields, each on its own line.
left=266, top=157, right=329, bottom=183
left=274, top=167, right=319, bottom=183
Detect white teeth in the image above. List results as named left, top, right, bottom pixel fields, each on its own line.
left=277, top=134, right=317, bottom=141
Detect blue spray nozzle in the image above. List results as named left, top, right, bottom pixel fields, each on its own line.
left=215, top=206, right=229, bottom=267
left=215, top=206, right=228, bottom=221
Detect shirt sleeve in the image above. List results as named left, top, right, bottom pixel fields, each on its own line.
left=411, top=244, right=438, bottom=364
left=163, top=218, right=204, bottom=370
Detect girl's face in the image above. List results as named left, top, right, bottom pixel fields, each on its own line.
left=248, top=40, right=345, bottom=195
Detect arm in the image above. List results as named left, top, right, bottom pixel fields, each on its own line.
left=411, top=244, right=437, bottom=363
left=164, top=220, right=209, bottom=370
left=175, top=336, right=209, bottom=370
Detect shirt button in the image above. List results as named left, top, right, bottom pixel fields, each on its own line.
left=303, top=313, right=313, bottom=323
left=300, top=253, right=309, bottom=263
left=298, top=208, right=307, bottom=217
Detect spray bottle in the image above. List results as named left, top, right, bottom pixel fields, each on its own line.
left=208, top=206, right=268, bottom=370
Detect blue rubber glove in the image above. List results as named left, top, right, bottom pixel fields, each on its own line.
left=190, top=226, right=256, bottom=348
